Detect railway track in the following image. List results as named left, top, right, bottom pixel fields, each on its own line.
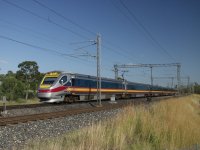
left=0, top=95, right=163, bottom=111
left=0, top=103, right=56, bottom=111
left=0, top=100, right=95, bottom=111
left=0, top=96, right=176, bottom=126
left=0, top=98, right=112, bottom=111
left=0, top=102, right=129, bottom=126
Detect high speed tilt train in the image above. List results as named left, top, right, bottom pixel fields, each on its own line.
left=37, top=71, right=177, bottom=103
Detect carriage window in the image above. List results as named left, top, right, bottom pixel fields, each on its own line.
left=59, top=76, right=67, bottom=85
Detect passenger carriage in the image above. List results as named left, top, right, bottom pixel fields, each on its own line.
left=37, top=71, right=176, bottom=103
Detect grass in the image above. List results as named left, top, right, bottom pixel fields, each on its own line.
left=24, top=95, right=200, bottom=150
left=0, top=98, right=40, bottom=106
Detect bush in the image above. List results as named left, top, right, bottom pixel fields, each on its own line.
left=0, top=77, right=26, bottom=100
left=194, top=84, right=200, bottom=94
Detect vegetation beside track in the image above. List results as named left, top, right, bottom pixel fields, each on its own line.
left=0, top=61, right=43, bottom=101
left=24, top=94, right=200, bottom=150
left=0, top=98, right=39, bottom=106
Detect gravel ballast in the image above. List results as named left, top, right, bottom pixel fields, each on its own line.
left=0, top=97, right=167, bottom=150
left=0, top=108, right=123, bottom=150
left=3, top=103, right=96, bottom=117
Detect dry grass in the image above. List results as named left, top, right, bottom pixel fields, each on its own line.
left=24, top=95, right=200, bottom=150
left=0, top=98, right=40, bottom=106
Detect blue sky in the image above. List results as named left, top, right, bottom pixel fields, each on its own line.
left=0, top=0, right=199, bottom=87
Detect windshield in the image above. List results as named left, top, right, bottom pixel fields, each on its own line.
left=42, top=77, right=57, bottom=85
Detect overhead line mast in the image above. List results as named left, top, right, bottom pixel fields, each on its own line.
left=114, top=63, right=181, bottom=91
left=96, top=34, right=101, bottom=106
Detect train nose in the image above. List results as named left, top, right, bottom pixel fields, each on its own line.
left=37, top=89, right=52, bottom=98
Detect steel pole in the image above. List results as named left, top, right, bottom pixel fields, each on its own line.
left=96, top=34, right=101, bottom=106
left=177, top=64, right=181, bottom=93
left=150, top=66, right=153, bottom=86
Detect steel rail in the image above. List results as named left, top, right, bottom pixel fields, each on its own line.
left=0, top=103, right=128, bottom=126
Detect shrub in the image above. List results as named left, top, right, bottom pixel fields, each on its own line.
left=0, top=77, right=26, bottom=100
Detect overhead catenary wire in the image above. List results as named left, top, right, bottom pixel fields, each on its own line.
left=1, top=0, right=140, bottom=67
left=110, top=0, right=137, bottom=28
left=0, top=35, right=97, bottom=63
left=0, top=34, right=113, bottom=74
left=72, top=43, right=96, bottom=51
left=1, top=0, right=176, bottom=63
left=33, top=0, right=142, bottom=63
left=1, top=0, right=188, bottom=80
left=32, top=0, right=140, bottom=64
left=0, top=18, right=71, bottom=49
left=1, top=0, right=90, bottom=40
left=32, top=0, right=96, bottom=36
left=110, top=0, right=187, bottom=79
left=119, top=0, right=176, bottom=61
left=0, top=18, right=99, bottom=61
left=102, top=44, right=141, bottom=63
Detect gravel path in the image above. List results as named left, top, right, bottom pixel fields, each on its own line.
left=0, top=108, right=123, bottom=150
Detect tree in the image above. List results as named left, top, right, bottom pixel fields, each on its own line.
left=194, top=83, right=200, bottom=94
left=6, top=70, right=15, bottom=77
left=16, top=61, right=40, bottom=100
left=0, top=74, right=5, bottom=81
left=0, top=76, right=25, bottom=100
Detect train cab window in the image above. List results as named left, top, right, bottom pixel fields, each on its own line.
left=59, top=76, right=67, bottom=85
left=42, top=77, right=57, bottom=85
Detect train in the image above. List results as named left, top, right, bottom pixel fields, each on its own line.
left=37, top=71, right=177, bottom=103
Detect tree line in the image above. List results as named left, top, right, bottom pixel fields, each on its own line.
left=0, top=61, right=44, bottom=101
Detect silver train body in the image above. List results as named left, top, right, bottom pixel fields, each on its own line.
left=37, top=71, right=176, bottom=103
